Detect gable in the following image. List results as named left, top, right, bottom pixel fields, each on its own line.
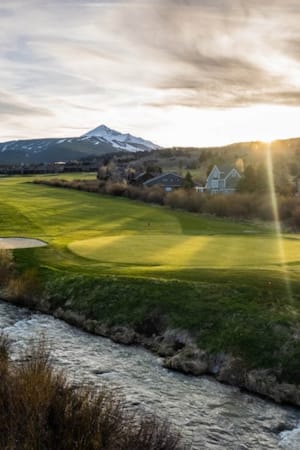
left=211, top=167, right=220, bottom=179
left=225, top=169, right=241, bottom=188
left=206, top=165, right=220, bottom=184
left=224, top=168, right=241, bottom=180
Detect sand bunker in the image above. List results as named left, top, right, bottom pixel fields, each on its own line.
left=0, top=238, right=47, bottom=250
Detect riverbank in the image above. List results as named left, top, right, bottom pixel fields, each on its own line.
left=3, top=299, right=299, bottom=450
left=52, top=305, right=300, bottom=407
left=2, top=266, right=300, bottom=407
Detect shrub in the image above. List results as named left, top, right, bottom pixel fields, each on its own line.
left=292, top=206, right=300, bottom=228
left=7, top=268, right=41, bottom=304
left=164, top=190, right=188, bottom=210
left=144, top=186, right=165, bottom=205
left=279, top=197, right=298, bottom=221
left=105, top=181, right=127, bottom=196
left=33, top=178, right=300, bottom=227
left=205, top=195, right=230, bottom=217
left=184, top=191, right=207, bottom=213
left=254, top=196, right=274, bottom=221
left=226, top=194, right=255, bottom=219
left=0, top=250, right=15, bottom=284
left=0, top=334, right=9, bottom=362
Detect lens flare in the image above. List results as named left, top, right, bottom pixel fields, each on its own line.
left=265, top=142, right=293, bottom=299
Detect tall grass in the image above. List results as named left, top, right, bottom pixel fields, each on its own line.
left=0, top=336, right=183, bottom=450
left=0, top=249, right=15, bottom=284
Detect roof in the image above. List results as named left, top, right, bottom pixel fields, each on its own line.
left=210, top=164, right=241, bottom=180
left=131, top=171, right=160, bottom=184
left=143, top=172, right=184, bottom=187
left=216, top=165, right=235, bottom=179
left=134, top=171, right=147, bottom=181
left=226, top=174, right=241, bottom=188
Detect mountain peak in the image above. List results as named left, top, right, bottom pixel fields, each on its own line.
left=82, top=124, right=160, bottom=152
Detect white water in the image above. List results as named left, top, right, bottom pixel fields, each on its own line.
left=0, top=300, right=299, bottom=450
left=279, top=427, right=300, bottom=449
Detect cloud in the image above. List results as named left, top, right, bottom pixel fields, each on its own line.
left=0, top=0, right=300, bottom=143
left=0, top=91, right=53, bottom=118
left=100, top=0, right=300, bottom=109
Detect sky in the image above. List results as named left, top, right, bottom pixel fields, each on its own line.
left=1, top=0, right=300, bottom=147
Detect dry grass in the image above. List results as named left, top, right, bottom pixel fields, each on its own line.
left=6, top=269, right=41, bottom=303
left=0, top=250, right=15, bottom=284
left=0, top=336, right=184, bottom=450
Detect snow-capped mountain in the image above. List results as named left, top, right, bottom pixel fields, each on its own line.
left=0, top=125, right=161, bottom=164
left=82, top=124, right=160, bottom=152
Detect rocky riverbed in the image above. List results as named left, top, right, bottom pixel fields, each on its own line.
left=1, top=299, right=300, bottom=450
left=8, top=291, right=300, bottom=408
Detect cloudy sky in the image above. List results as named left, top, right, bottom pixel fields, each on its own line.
left=1, top=0, right=300, bottom=146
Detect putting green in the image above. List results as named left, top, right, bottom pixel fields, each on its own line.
left=69, top=233, right=300, bottom=269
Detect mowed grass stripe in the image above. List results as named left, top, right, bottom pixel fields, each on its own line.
left=69, top=234, right=300, bottom=269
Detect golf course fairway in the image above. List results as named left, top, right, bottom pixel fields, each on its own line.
left=0, top=176, right=299, bottom=283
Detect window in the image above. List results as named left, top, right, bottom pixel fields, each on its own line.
left=212, top=180, right=218, bottom=188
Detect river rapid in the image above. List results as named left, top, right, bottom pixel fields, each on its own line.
left=0, top=300, right=299, bottom=450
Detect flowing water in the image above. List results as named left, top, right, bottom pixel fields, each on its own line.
left=0, top=300, right=299, bottom=450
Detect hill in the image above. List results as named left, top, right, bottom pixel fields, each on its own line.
left=122, top=137, right=300, bottom=188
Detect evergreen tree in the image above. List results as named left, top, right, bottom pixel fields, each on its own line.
left=183, top=171, right=194, bottom=189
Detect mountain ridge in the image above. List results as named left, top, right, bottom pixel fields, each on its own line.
left=0, top=125, right=160, bottom=164
left=82, top=124, right=160, bottom=152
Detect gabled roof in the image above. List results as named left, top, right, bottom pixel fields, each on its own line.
left=210, top=165, right=240, bottom=180
left=217, top=165, right=236, bottom=179
left=143, top=172, right=184, bottom=187
left=132, top=171, right=160, bottom=183
left=225, top=174, right=240, bottom=188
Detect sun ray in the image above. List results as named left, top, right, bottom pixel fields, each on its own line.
left=265, top=141, right=293, bottom=300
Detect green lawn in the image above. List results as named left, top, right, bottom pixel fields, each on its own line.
left=0, top=176, right=300, bottom=281
left=1, top=176, right=300, bottom=378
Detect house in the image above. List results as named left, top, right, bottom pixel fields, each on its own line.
left=205, top=165, right=241, bottom=194
left=143, top=172, right=184, bottom=192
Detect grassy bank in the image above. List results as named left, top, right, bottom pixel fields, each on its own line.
left=0, top=176, right=300, bottom=385
left=38, top=270, right=297, bottom=380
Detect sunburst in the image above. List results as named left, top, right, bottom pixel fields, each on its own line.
left=265, top=141, right=293, bottom=300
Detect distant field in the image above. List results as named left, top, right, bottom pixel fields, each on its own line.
left=38, top=172, right=97, bottom=181
left=0, top=176, right=300, bottom=283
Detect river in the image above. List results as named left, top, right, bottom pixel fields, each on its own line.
left=0, top=300, right=299, bottom=450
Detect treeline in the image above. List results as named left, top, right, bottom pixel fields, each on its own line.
left=33, top=179, right=300, bottom=229
left=0, top=336, right=182, bottom=450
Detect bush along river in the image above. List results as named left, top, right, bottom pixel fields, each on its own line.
left=0, top=300, right=300, bottom=450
